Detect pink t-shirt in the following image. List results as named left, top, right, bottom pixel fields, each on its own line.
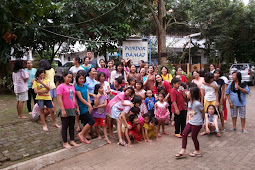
left=57, top=84, right=76, bottom=109
left=106, top=92, right=130, bottom=113
left=97, top=68, right=110, bottom=81
left=192, top=77, right=205, bottom=88
left=12, top=69, right=29, bottom=94
left=32, top=103, right=40, bottom=118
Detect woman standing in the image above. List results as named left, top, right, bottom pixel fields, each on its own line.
left=144, top=66, right=156, bottom=91
left=81, top=57, right=93, bottom=72
left=13, top=59, right=29, bottom=119
left=85, top=68, right=98, bottom=104
left=191, top=70, right=204, bottom=89
left=127, top=65, right=142, bottom=81
left=97, top=59, right=110, bottom=82
left=161, top=66, right=173, bottom=84
left=69, top=57, right=83, bottom=85
left=210, top=64, right=216, bottom=74
left=153, top=74, right=171, bottom=101
left=25, top=60, right=37, bottom=114
left=226, top=71, right=249, bottom=133
left=175, top=67, right=187, bottom=84
left=110, top=62, right=127, bottom=84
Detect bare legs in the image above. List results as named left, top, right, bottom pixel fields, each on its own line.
left=17, top=101, right=28, bottom=119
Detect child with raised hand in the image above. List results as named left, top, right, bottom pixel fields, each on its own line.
left=106, top=87, right=135, bottom=145
left=32, top=68, right=60, bottom=131
left=175, top=86, right=204, bottom=159
left=92, top=83, right=111, bottom=144
left=201, top=105, right=221, bottom=137
left=171, top=78, right=187, bottom=138
left=143, top=113, right=158, bottom=142
left=57, top=72, right=80, bottom=149
left=145, top=90, right=155, bottom=117
left=154, top=92, right=170, bottom=137
left=75, top=70, right=94, bottom=144
left=12, top=59, right=29, bottom=119
left=125, top=114, right=142, bottom=147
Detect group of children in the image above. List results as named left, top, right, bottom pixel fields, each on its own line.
left=12, top=58, right=250, bottom=157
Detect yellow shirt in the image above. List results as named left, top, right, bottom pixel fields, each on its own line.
left=161, top=74, right=173, bottom=82
left=32, top=79, right=52, bottom=100
left=45, top=68, right=56, bottom=89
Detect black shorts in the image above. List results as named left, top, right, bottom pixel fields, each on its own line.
left=79, top=112, right=95, bottom=126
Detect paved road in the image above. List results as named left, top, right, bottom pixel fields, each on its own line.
left=43, top=87, right=255, bottom=170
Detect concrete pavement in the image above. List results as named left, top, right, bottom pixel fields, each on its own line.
left=41, top=87, right=255, bottom=170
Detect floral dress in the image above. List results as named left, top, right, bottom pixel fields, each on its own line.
left=155, top=101, right=170, bottom=123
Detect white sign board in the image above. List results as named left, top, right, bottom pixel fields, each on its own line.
left=122, top=41, right=148, bottom=65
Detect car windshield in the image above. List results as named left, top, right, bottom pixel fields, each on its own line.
left=231, top=64, right=247, bottom=70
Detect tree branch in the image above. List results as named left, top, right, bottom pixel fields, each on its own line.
left=167, top=21, right=190, bottom=28
left=144, top=0, right=163, bottom=31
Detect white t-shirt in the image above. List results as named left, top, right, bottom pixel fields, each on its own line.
left=220, top=76, right=229, bottom=84
left=102, top=81, right=110, bottom=94
left=201, top=81, right=218, bottom=101
left=69, top=65, right=84, bottom=85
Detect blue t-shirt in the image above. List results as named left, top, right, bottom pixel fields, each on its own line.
left=75, top=84, right=88, bottom=114
left=25, top=68, right=37, bottom=88
left=225, top=82, right=249, bottom=106
left=145, top=97, right=155, bottom=111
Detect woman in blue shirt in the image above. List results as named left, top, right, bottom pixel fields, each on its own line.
left=85, top=67, right=98, bottom=105
left=226, top=71, right=249, bottom=133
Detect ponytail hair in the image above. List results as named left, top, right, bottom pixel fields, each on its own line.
left=74, top=56, right=82, bottom=64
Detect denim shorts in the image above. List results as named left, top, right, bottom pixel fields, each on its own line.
left=37, top=100, right=53, bottom=109
left=50, top=88, right=57, bottom=98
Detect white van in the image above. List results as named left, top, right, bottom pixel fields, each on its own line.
left=229, top=63, right=255, bottom=85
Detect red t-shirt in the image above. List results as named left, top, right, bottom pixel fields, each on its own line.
left=170, top=88, right=186, bottom=113
left=153, top=81, right=171, bottom=95
left=181, top=75, right=187, bottom=83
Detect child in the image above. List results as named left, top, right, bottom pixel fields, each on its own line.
left=154, top=92, right=170, bottom=136
left=57, top=72, right=80, bottom=149
left=32, top=103, right=50, bottom=123
left=214, top=69, right=225, bottom=131
left=171, top=78, right=187, bottom=138
left=32, top=68, right=60, bottom=131
left=175, top=86, right=204, bottom=159
left=12, top=59, right=29, bottom=119
left=143, top=113, right=158, bottom=142
left=92, top=83, right=111, bottom=144
left=135, top=80, right=148, bottom=116
left=201, top=105, right=221, bottom=137
left=226, top=71, right=249, bottom=133
left=109, top=77, right=124, bottom=101
left=125, top=114, right=142, bottom=147
left=201, top=72, right=219, bottom=112
left=75, top=71, right=94, bottom=144
left=127, top=77, right=136, bottom=89
left=97, top=72, right=110, bottom=95
left=145, top=90, right=156, bottom=117
left=106, top=87, right=135, bottom=145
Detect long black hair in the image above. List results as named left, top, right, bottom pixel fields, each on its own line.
left=94, top=83, right=103, bottom=95
left=115, top=62, right=124, bottom=76
left=13, top=59, right=24, bottom=73
left=155, top=74, right=163, bottom=87
left=206, top=104, right=218, bottom=115
left=97, top=72, right=106, bottom=82
left=230, top=71, right=247, bottom=102
left=39, top=59, right=51, bottom=70
left=35, top=68, right=46, bottom=78
left=74, top=56, right=82, bottom=65
left=189, top=86, right=200, bottom=102
left=60, top=71, right=73, bottom=84
left=204, top=72, right=214, bottom=83
left=76, top=70, right=86, bottom=85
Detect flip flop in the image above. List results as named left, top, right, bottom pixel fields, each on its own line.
left=189, top=152, right=202, bottom=157
left=216, top=132, right=221, bottom=137
left=77, top=134, right=85, bottom=143
left=175, top=153, right=187, bottom=159
left=117, top=141, right=127, bottom=146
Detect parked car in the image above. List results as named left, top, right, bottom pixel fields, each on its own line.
left=229, top=63, right=255, bottom=85
left=62, top=61, right=74, bottom=73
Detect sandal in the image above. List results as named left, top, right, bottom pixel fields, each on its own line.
left=117, top=141, right=127, bottom=146
left=216, top=132, right=221, bottom=137
left=189, top=152, right=202, bottom=157
left=175, top=153, right=187, bottom=159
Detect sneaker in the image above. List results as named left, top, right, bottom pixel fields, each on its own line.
left=231, top=128, right=237, bottom=131
left=242, top=129, right=248, bottom=134
left=174, top=134, right=182, bottom=138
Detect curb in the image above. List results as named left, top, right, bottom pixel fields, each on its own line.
left=2, top=138, right=108, bottom=170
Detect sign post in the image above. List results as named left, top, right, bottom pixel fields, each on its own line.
left=122, top=40, right=148, bottom=65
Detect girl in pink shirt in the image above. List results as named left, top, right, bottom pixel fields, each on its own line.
left=57, top=72, right=80, bottom=149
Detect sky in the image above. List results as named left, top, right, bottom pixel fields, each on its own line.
left=243, top=0, right=249, bottom=5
